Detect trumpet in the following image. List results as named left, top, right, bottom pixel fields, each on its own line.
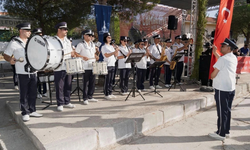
left=94, top=41, right=102, bottom=57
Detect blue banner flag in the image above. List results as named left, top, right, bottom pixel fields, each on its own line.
left=94, top=4, right=112, bottom=42
left=94, top=4, right=112, bottom=61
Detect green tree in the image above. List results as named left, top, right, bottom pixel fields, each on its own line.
left=105, top=0, right=160, bottom=20
left=106, top=0, right=160, bottom=43
left=110, top=14, right=120, bottom=44
left=0, top=0, right=92, bottom=34
left=1, top=0, right=159, bottom=35
left=0, top=28, right=18, bottom=41
left=191, top=0, right=208, bottom=80
left=231, top=1, right=250, bottom=44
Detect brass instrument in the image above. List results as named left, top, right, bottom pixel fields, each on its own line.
left=170, top=41, right=190, bottom=70
left=95, top=41, right=102, bottom=57
left=170, top=47, right=178, bottom=70
left=159, top=43, right=168, bottom=68
left=169, top=61, right=176, bottom=70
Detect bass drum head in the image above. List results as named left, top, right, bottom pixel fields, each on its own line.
left=26, top=35, right=48, bottom=70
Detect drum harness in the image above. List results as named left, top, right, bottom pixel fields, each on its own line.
left=12, top=37, right=36, bottom=76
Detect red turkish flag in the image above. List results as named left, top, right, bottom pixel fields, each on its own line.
left=209, top=0, right=235, bottom=79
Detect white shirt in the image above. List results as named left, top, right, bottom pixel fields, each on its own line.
left=212, top=52, right=237, bottom=91
left=4, top=37, right=35, bottom=75
left=148, top=43, right=162, bottom=64
left=101, top=44, right=116, bottom=67
left=54, top=36, right=72, bottom=71
left=75, top=40, right=96, bottom=70
left=172, top=42, right=184, bottom=62
left=164, top=47, right=174, bottom=65
left=118, top=45, right=131, bottom=69
left=144, top=46, right=150, bottom=62
left=133, top=48, right=147, bottom=69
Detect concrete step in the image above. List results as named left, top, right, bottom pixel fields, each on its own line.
left=3, top=74, right=250, bottom=150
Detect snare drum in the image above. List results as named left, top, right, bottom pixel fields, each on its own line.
left=65, top=57, right=85, bottom=74
left=25, top=35, right=63, bottom=71
left=92, top=62, right=108, bottom=75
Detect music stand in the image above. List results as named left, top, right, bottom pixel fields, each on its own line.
left=124, top=52, right=145, bottom=101
left=112, top=71, right=133, bottom=92
left=144, top=61, right=165, bottom=97
left=37, top=71, right=57, bottom=110
left=168, top=53, right=185, bottom=91
left=70, top=73, right=83, bottom=101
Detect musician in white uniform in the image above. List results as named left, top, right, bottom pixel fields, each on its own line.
left=133, top=39, right=149, bottom=91
left=117, top=36, right=132, bottom=95
left=54, top=22, right=75, bottom=111
left=148, top=34, right=162, bottom=89
left=172, top=35, right=187, bottom=84
left=75, top=30, right=99, bottom=105
left=3, top=23, right=43, bottom=121
left=163, top=39, right=174, bottom=88
left=101, top=33, right=119, bottom=100
left=209, top=38, right=238, bottom=141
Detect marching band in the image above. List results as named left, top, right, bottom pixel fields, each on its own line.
left=3, top=21, right=191, bottom=122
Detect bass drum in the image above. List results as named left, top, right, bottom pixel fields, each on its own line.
left=25, top=35, right=64, bottom=71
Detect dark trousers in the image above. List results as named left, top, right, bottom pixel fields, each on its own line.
left=104, top=66, right=115, bottom=96
left=164, top=65, right=172, bottom=84
left=112, top=61, right=118, bottom=85
left=136, top=68, right=146, bottom=90
left=38, top=82, right=47, bottom=94
left=119, top=68, right=130, bottom=93
left=54, top=71, right=72, bottom=106
left=146, top=62, right=150, bottom=80
left=82, top=70, right=96, bottom=101
left=11, top=65, right=18, bottom=86
left=18, top=74, right=37, bottom=115
left=176, top=61, right=184, bottom=83
left=214, top=89, right=235, bottom=137
left=149, top=67, right=161, bottom=86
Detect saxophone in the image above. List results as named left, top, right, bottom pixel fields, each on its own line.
left=159, top=43, right=168, bottom=68
left=170, top=47, right=178, bottom=70
left=170, top=41, right=190, bottom=70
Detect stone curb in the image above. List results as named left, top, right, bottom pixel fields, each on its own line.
left=5, top=82, right=249, bottom=150
left=5, top=102, right=46, bottom=150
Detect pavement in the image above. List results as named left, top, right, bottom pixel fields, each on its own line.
left=0, top=71, right=249, bottom=150
left=114, top=96, right=250, bottom=150
left=0, top=73, right=37, bottom=150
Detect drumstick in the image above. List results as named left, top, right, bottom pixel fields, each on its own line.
left=64, top=52, right=72, bottom=56
left=15, top=57, right=24, bottom=62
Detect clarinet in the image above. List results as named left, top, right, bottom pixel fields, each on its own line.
left=118, top=45, right=128, bottom=58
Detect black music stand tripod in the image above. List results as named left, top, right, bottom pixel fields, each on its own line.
left=168, top=53, right=185, bottom=91
left=37, top=71, right=56, bottom=110
left=144, top=61, right=165, bottom=97
left=112, top=70, right=133, bottom=92
left=125, top=52, right=145, bottom=101
left=70, top=73, right=83, bottom=101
